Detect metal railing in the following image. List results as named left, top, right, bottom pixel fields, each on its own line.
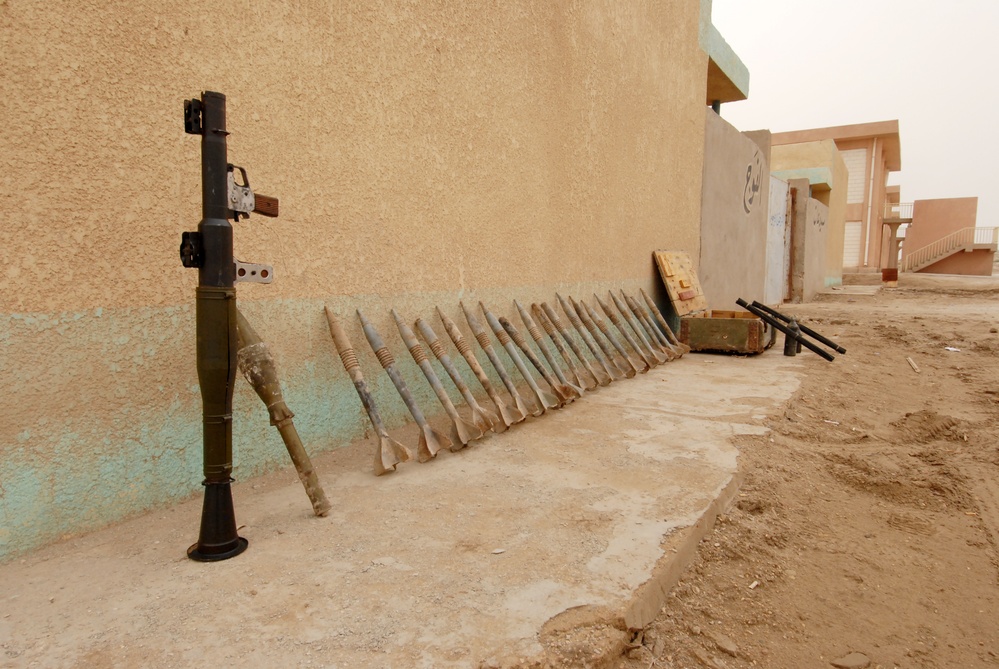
left=902, top=226, right=999, bottom=272
left=884, top=202, right=914, bottom=220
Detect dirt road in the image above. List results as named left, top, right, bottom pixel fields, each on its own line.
left=615, top=274, right=999, bottom=669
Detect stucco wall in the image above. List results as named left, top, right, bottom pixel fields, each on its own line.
left=763, top=176, right=789, bottom=304
left=822, top=151, right=847, bottom=288
left=903, top=197, right=980, bottom=255
left=0, top=1, right=708, bottom=559
left=698, top=109, right=769, bottom=309
left=803, top=199, right=831, bottom=300
left=770, top=140, right=846, bottom=288
left=920, top=250, right=994, bottom=276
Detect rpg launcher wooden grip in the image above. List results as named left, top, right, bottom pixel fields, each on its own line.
left=253, top=194, right=280, bottom=217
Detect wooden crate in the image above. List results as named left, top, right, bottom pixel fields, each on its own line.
left=679, top=310, right=768, bottom=354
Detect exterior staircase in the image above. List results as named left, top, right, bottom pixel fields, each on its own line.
left=902, top=227, right=999, bottom=272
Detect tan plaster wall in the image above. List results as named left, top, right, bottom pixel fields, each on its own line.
left=920, top=249, right=994, bottom=276
left=771, top=141, right=835, bottom=176
left=824, top=151, right=848, bottom=287
left=802, top=198, right=830, bottom=301
left=0, top=0, right=708, bottom=558
left=770, top=140, right=845, bottom=288
left=903, top=198, right=980, bottom=254
left=1, top=0, right=705, bottom=314
left=698, top=110, right=769, bottom=309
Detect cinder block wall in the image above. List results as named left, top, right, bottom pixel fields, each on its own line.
left=0, top=1, right=708, bottom=558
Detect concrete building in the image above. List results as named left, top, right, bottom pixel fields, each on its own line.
left=0, top=2, right=748, bottom=558
left=900, top=197, right=996, bottom=276
left=767, top=139, right=847, bottom=298
left=772, top=121, right=901, bottom=273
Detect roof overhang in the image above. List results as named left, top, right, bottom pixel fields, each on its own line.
left=772, top=120, right=902, bottom=172
left=700, top=1, right=749, bottom=104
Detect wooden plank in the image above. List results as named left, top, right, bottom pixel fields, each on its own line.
left=653, top=250, right=709, bottom=316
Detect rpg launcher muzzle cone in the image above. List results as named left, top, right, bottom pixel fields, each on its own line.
left=187, top=480, right=248, bottom=562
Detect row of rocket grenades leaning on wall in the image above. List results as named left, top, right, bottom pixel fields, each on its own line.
left=235, top=288, right=689, bottom=517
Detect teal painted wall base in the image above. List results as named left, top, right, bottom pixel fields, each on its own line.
left=0, top=280, right=662, bottom=560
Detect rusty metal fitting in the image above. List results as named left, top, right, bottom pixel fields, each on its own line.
left=474, top=330, right=492, bottom=350
left=427, top=337, right=447, bottom=359
left=338, top=347, right=360, bottom=373
left=374, top=346, right=395, bottom=369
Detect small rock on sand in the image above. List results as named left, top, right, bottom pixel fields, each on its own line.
left=831, top=651, right=871, bottom=669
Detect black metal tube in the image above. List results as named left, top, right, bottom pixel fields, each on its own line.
left=188, top=91, right=246, bottom=562
left=750, top=301, right=847, bottom=354
left=736, top=299, right=835, bottom=362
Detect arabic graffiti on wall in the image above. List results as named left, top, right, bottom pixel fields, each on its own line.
left=743, top=150, right=763, bottom=214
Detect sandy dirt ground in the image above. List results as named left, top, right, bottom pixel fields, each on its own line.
left=615, top=273, right=999, bottom=669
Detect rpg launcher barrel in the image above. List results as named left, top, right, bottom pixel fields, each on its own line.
left=181, top=91, right=279, bottom=562
left=735, top=299, right=835, bottom=362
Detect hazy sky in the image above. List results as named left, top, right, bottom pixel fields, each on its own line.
left=711, top=0, right=999, bottom=227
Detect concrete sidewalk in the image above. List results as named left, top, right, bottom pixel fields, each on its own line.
left=0, top=352, right=800, bottom=668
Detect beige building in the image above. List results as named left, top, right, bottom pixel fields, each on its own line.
left=0, top=2, right=748, bottom=558
left=900, top=197, right=996, bottom=276
left=772, top=121, right=901, bottom=272
left=767, top=138, right=848, bottom=295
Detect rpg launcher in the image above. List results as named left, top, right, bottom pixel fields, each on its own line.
left=180, top=91, right=279, bottom=562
